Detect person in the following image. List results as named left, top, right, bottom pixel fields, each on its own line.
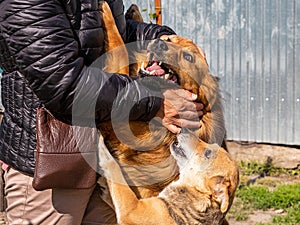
left=0, top=0, right=204, bottom=224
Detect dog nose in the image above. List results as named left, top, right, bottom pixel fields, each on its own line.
left=180, top=127, right=189, bottom=134
left=153, top=39, right=168, bottom=52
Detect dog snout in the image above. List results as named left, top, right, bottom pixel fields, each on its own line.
left=171, top=141, right=187, bottom=158
left=151, top=39, right=169, bottom=52
left=180, top=127, right=189, bottom=134
left=176, top=128, right=194, bottom=147
left=176, top=129, right=188, bottom=143
left=179, top=128, right=196, bottom=136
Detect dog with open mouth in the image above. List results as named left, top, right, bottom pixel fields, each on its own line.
left=140, top=36, right=226, bottom=147
left=97, top=2, right=238, bottom=224
left=98, top=128, right=239, bottom=225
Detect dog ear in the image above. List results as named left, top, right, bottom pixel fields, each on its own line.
left=208, top=176, right=230, bottom=213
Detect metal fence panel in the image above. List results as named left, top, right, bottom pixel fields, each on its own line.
left=125, top=0, right=299, bottom=145
left=161, top=0, right=300, bottom=145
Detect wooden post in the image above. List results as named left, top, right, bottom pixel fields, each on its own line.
left=155, top=0, right=162, bottom=25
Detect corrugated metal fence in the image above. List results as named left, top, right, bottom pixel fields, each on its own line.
left=124, top=0, right=300, bottom=146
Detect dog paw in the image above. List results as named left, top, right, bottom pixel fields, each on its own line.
left=99, top=1, right=108, bottom=12
left=125, top=4, right=143, bottom=22
left=97, top=135, right=126, bottom=184
left=98, top=136, right=116, bottom=171
left=99, top=1, right=114, bottom=27
left=97, top=177, right=115, bottom=209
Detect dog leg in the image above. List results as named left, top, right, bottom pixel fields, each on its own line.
left=100, top=1, right=129, bottom=75
left=125, top=4, right=144, bottom=22
left=125, top=4, right=148, bottom=77
left=97, top=136, right=173, bottom=225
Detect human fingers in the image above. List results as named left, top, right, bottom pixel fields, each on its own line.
left=165, top=89, right=197, bottom=101
left=170, top=90, right=205, bottom=107
left=162, top=92, right=204, bottom=122
left=194, top=102, right=204, bottom=113
left=163, top=105, right=203, bottom=121
left=159, top=34, right=177, bottom=41
left=177, top=109, right=204, bottom=119
left=164, top=98, right=203, bottom=116
left=163, top=124, right=181, bottom=134
left=175, top=90, right=204, bottom=113
left=162, top=116, right=201, bottom=131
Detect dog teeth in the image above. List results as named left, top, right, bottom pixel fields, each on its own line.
left=141, top=62, right=145, bottom=70
left=140, top=66, right=147, bottom=73
left=149, top=70, right=156, bottom=75
left=159, top=74, right=170, bottom=80
left=140, top=64, right=151, bottom=75
left=159, top=61, right=162, bottom=66
left=164, top=74, right=170, bottom=79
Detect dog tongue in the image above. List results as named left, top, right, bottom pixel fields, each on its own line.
left=146, top=62, right=165, bottom=76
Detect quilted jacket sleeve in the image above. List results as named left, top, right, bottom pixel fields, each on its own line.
left=0, top=0, right=175, bottom=124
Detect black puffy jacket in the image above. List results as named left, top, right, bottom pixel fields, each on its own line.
left=0, top=0, right=175, bottom=175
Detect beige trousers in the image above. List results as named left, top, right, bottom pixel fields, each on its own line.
left=4, top=167, right=117, bottom=225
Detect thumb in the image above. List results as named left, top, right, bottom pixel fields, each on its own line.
left=165, top=124, right=181, bottom=134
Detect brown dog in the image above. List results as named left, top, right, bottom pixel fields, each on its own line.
left=98, top=2, right=238, bottom=224
left=98, top=129, right=239, bottom=225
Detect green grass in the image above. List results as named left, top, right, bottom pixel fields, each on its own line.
left=227, top=160, right=300, bottom=224
left=238, top=160, right=300, bottom=177
left=272, top=202, right=300, bottom=224
left=237, top=183, right=300, bottom=210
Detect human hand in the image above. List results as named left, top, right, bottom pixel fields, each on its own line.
left=156, top=89, right=204, bottom=134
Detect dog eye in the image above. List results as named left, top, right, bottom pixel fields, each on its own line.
left=183, top=52, right=194, bottom=63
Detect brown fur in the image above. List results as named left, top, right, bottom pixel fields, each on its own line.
left=0, top=110, right=3, bottom=123
left=145, top=36, right=226, bottom=147
left=125, top=4, right=145, bottom=76
left=98, top=130, right=239, bottom=225
left=100, top=2, right=178, bottom=198
left=125, top=4, right=144, bottom=22
left=98, top=2, right=237, bottom=224
left=100, top=2, right=129, bottom=75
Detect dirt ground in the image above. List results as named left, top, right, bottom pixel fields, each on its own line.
left=0, top=141, right=299, bottom=225
left=227, top=209, right=288, bottom=225
left=226, top=141, right=300, bottom=169
left=0, top=203, right=280, bottom=225
left=226, top=141, right=300, bottom=225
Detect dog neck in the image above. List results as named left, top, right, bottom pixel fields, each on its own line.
left=158, top=184, right=225, bottom=225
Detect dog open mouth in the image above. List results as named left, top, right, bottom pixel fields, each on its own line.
left=171, top=141, right=187, bottom=158
left=139, top=53, right=179, bottom=84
